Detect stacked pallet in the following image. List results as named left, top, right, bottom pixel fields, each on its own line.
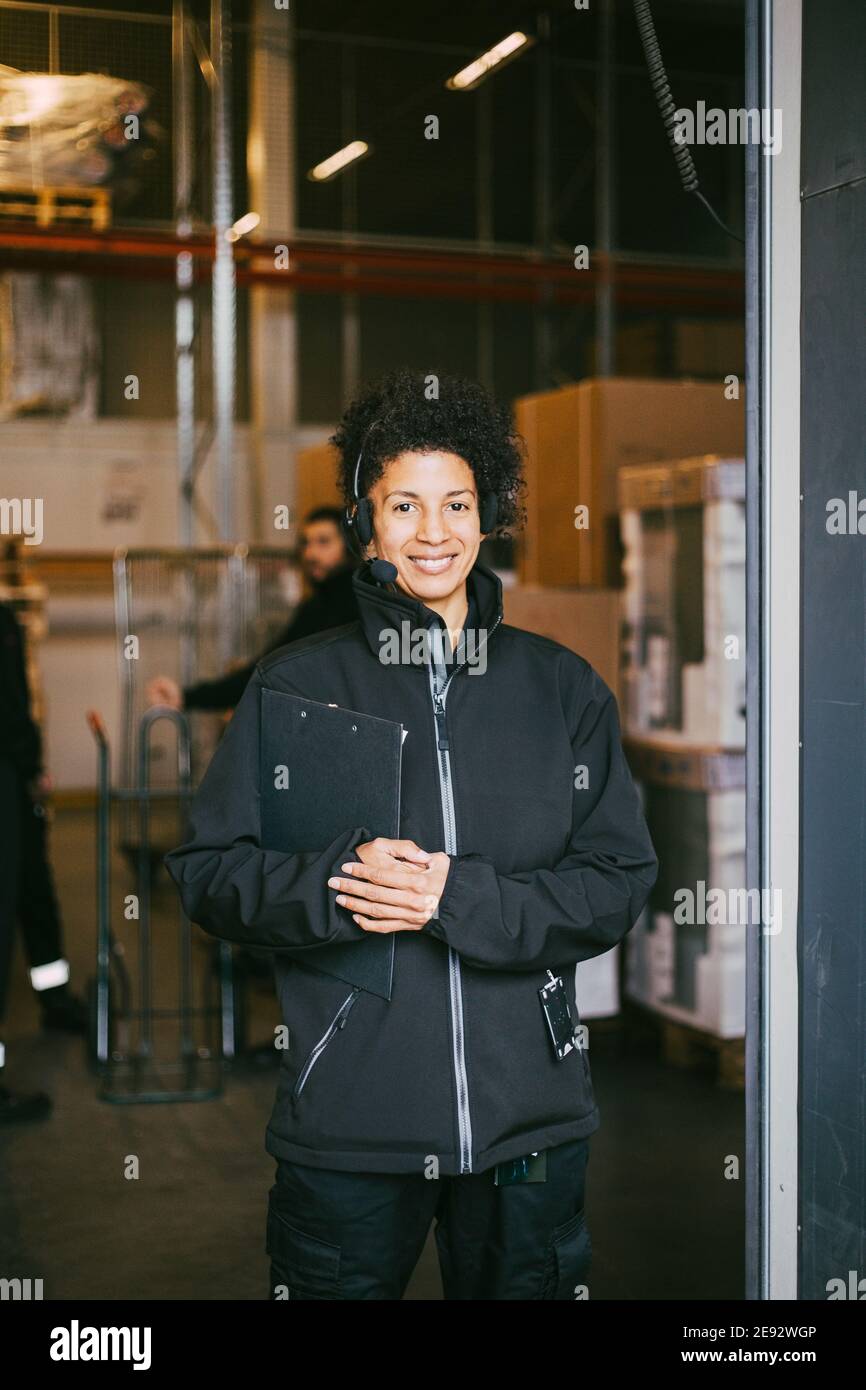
left=0, top=183, right=111, bottom=229
left=510, top=381, right=744, bottom=1028
left=618, top=455, right=747, bottom=1084
left=619, top=455, right=746, bottom=745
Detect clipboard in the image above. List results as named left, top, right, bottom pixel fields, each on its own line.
left=260, top=687, right=403, bottom=1000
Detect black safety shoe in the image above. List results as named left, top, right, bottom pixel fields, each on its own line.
left=0, top=1085, right=52, bottom=1122
left=40, top=989, right=89, bottom=1035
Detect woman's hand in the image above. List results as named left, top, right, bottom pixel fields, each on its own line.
left=327, top=837, right=451, bottom=933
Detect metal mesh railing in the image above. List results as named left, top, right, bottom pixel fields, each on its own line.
left=112, top=543, right=297, bottom=800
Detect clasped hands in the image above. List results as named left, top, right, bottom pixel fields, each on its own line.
left=327, top=838, right=451, bottom=934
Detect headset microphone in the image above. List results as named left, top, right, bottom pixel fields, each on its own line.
left=369, top=558, right=398, bottom=585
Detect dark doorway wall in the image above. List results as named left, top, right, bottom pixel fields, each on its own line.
left=799, top=0, right=866, bottom=1300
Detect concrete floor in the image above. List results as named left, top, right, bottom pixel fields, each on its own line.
left=0, top=808, right=744, bottom=1300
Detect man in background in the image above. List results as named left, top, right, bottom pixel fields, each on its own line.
left=147, top=507, right=358, bottom=713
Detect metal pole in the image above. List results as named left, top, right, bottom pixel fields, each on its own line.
left=136, top=721, right=153, bottom=1063
left=173, top=714, right=193, bottom=1060
left=48, top=7, right=59, bottom=72
left=112, top=550, right=134, bottom=797
left=761, top=0, right=801, bottom=1303
left=211, top=0, right=236, bottom=541
left=136, top=708, right=194, bottom=1067
left=595, top=0, right=615, bottom=376
left=757, top=0, right=773, bottom=1303
left=341, top=40, right=360, bottom=406
left=173, top=0, right=196, bottom=554
left=744, top=0, right=762, bottom=1305
left=476, top=81, right=494, bottom=391
left=88, top=713, right=112, bottom=1066
left=533, top=11, right=553, bottom=390
left=174, top=3, right=199, bottom=714
left=248, top=0, right=298, bottom=541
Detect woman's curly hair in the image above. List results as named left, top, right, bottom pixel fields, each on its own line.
left=329, top=366, right=527, bottom=535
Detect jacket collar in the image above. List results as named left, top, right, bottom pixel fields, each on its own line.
left=351, top=558, right=504, bottom=665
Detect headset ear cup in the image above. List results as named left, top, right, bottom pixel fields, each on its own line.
left=479, top=492, right=498, bottom=534
left=354, top=498, right=374, bottom=547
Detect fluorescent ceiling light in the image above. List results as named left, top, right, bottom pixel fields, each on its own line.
left=308, top=140, right=370, bottom=182
left=446, top=31, right=534, bottom=91
left=226, top=211, right=260, bottom=242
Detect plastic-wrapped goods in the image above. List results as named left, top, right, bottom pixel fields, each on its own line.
left=0, top=65, right=156, bottom=188
left=619, top=455, right=746, bottom=748
left=623, top=740, right=747, bottom=1039
left=0, top=272, right=99, bottom=419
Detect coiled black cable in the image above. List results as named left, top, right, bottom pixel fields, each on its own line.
left=632, top=0, right=745, bottom=245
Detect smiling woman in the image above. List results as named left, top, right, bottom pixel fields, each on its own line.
left=332, top=367, right=527, bottom=538
left=334, top=367, right=525, bottom=637
left=165, top=364, right=658, bottom=1300
left=365, top=449, right=486, bottom=633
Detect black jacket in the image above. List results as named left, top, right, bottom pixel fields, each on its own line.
left=0, top=602, right=42, bottom=779
left=164, top=560, right=658, bottom=1176
left=182, top=563, right=359, bottom=711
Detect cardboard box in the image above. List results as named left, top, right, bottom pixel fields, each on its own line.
left=619, top=455, right=746, bottom=746
left=514, top=377, right=745, bottom=588
left=673, top=319, right=745, bottom=379
left=588, top=320, right=664, bottom=377
left=502, top=585, right=621, bottom=700
left=295, top=441, right=342, bottom=526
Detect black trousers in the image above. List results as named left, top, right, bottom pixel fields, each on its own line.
left=0, top=758, right=66, bottom=1026
left=266, top=1136, right=591, bottom=1300
left=0, top=758, right=21, bottom=1028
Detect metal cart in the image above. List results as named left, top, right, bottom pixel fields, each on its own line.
left=85, top=544, right=295, bottom=1101
left=86, top=706, right=237, bottom=1103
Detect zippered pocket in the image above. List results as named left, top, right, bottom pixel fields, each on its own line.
left=291, top=987, right=361, bottom=1106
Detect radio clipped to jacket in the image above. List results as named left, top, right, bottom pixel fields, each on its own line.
left=539, top=969, right=577, bottom=1062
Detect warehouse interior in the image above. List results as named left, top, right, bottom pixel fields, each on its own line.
left=2, top=0, right=854, bottom=1308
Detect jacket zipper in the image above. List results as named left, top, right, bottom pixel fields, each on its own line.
left=292, top=987, right=360, bottom=1104
left=427, top=612, right=501, bottom=1175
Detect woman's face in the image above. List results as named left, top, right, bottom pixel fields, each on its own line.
left=366, top=451, right=482, bottom=606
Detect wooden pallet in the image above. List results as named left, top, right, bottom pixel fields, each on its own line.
left=0, top=183, right=111, bottom=229
left=623, top=1000, right=745, bottom=1090
left=660, top=1017, right=745, bottom=1091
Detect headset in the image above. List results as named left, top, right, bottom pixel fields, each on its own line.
left=344, top=418, right=499, bottom=552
